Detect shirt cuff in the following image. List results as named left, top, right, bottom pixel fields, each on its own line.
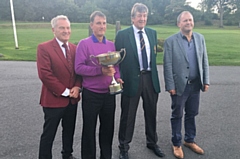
left=62, top=88, right=70, bottom=97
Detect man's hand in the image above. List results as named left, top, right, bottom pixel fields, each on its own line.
left=203, top=84, right=209, bottom=92
left=102, top=66, right=116, bottom=76
left=116, top=78, right=124, bottom=84
left=69, top=86, right=80, bottom=98
left=169, top=89, right=176, bottom=95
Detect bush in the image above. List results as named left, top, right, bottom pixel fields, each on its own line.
left=204, top=19, right=213, bottom=26
left=157, top=38, right=165, bottom=52
left=224, top=19, right=239, bottom=26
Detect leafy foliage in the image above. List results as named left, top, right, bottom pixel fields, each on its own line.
left=1, top=0, right=240, bottom=26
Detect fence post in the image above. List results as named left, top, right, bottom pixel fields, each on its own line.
left=88, top=25, right=92, bottom=36
left=116, top=21, right=121, bottom=34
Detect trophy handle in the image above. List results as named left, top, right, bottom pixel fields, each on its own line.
left=115, top=48, right=126, bottom=65
left=90, top=55, right=99, bottom=66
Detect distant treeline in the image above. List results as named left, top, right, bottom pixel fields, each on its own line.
left=1, top=0, right=240, bottom=26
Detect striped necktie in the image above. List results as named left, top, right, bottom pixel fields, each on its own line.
left=138, top=30, right=148, bottom=70
left=62, top=43, right=73, bottom=74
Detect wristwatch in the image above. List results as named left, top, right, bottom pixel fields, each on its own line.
left=79, top=87, right=83, bottom=93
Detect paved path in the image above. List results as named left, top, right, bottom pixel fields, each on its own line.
left=0, top=61, right=240, bottom=159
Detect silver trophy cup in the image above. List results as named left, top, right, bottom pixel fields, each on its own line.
left=90, top=48, right=126, bottom=94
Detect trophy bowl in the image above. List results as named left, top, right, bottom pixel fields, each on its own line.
left=90, top=48, right=126, bottom=95
left=95, top=51, right=121, bottom=66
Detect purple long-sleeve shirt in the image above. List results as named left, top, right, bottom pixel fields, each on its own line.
left=75, top=34, right=120, bottom=93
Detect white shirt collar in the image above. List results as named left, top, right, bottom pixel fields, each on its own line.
left=132, top=25, right=146, bottom=35
left=55, top=38, right=68, bottom=48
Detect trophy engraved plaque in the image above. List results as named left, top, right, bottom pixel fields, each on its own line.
left=90, top=48, right=126, bottom=94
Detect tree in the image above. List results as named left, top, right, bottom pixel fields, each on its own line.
left=198, top=0, right=215, bottom=25
left=0, top=0, right=11, bottom=20
left=164, top=0, right=188, bottom=24
left=78, top=0, right=98, bottom=23
left=232, top=0, right=240, bottom=27
left=96, top=0, right=133, bottom=24
left=74, top=0, right=87, bottom=8
left=205, top=0, right=234, bottom=27
left=150, top=0, right=170, bottom=24
left=1, top=0, right=240, bottom=26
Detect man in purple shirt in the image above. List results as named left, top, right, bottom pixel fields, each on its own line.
left=75, top=11, right=123, bottom=159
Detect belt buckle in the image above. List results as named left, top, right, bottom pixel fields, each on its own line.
left=141, top=70, right=148, bottom=74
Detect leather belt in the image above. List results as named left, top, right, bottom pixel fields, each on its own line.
left=187, top=78, right=198, bottom=84
left=140, top=70, right=151, bottom=74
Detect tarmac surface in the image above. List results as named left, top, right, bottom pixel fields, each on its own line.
left=0, top=61, right=240, bottom=159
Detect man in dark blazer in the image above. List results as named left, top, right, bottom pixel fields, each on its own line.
left=37, top=15, right=81, bottom=159
left=163, top=11, right=210, bottom=159
left=115, top=3, right=165, bottom=159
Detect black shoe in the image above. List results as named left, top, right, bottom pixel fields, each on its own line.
left=119, top=151, right=129, bottom=159
left=147, top=145, right=165, bottom=158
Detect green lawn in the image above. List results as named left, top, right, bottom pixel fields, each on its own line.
left=0, top=22, right=240, bottom=65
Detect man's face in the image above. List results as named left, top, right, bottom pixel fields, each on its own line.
left=132, top=12, right=148, bottom=30
left=177, top=13, right=194, bottom=33
left=90, top=15, right=106, bottom=38
left=52, top=19, right=71, bottom=43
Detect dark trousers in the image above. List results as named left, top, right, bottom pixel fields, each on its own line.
left=171, top=83, right=200, bottom=146
left=118, top=72, right=159, bottom=152
left=81, top=89, right=116, bottom=159
left=38, top=102, right=78, bottom=159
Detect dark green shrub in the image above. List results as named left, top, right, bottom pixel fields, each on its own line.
left=157, top=38, right=164, bottom=52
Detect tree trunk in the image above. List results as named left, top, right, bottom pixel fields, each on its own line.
left=115, top=21, right=121, bottom=35
left=88, top=25, right=92, bottom=36
left=219, top=8, right=224, bottom=28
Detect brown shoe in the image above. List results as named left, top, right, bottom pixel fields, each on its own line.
left=172, top=146, right=184, bottom=159
left=183, top=142, right=204, bottom=155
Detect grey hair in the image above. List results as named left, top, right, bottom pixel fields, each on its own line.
left=51, top=15, right=70, bottom=28
left=90, top=11, right=106, bottom=22
left=177, top=11, right=193, bottom=23
left=131, top=3, right=148, bottom=18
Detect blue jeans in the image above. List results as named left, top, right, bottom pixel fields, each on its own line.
left=170, top=84, right=200, bottom=146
